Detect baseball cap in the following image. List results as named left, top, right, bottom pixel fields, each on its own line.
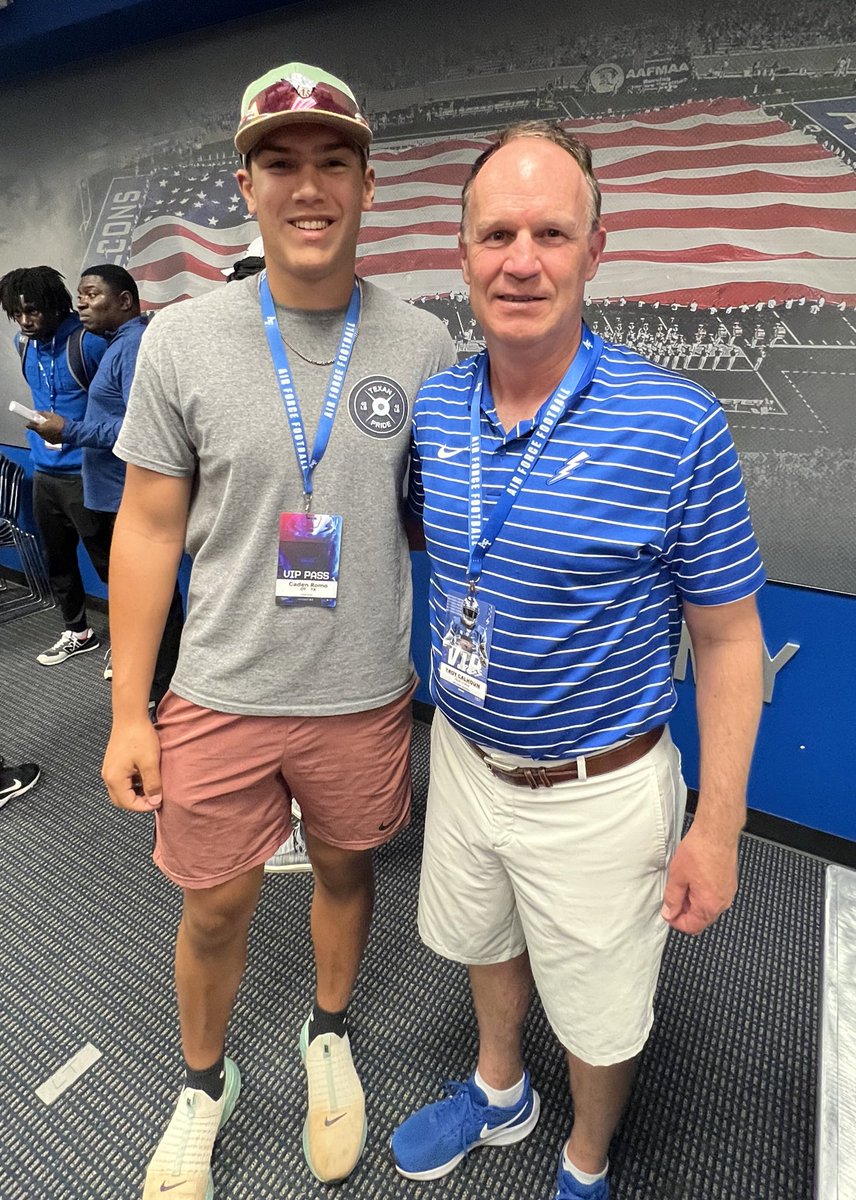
left=235, top=62, right=372, bottom=160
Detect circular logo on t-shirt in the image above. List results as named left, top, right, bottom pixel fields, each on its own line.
left=348, top=376, right=409, bottom=439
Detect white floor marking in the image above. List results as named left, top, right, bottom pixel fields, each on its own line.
left=35, top=1042, right=102, bottom=1106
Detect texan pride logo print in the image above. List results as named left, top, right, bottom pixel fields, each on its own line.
left=348, top=376, right=409, bottom=439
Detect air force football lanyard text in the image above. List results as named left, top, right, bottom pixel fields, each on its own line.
left=467, top=325, right=603, bottom=587
left=259, top=272, right=360, bottom=511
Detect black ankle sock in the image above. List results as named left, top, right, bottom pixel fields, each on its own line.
left=308, top=1001, right=349, bottom=1043
left=184, top=1054, right=225, bottom=1101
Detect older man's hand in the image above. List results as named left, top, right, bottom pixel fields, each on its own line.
left=660, top=820, right=739, bottom=935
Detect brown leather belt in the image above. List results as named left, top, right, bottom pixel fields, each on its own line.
left=470, top=725, right=665, bottom=788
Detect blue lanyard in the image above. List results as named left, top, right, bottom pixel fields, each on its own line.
left=36, top=338, right=57, bottom=410
left=467, top=324, right=602, bottom=585
left=259, top=272, right=361, bottom=509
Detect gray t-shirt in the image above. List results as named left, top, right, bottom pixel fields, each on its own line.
left=116, top=276, right=455, bottom=716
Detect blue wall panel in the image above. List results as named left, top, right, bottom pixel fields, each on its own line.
left=671, top=583, right=855, bottom=841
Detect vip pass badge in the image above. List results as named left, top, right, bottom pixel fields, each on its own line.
left=440, top=327, right=603, bottom=704
left=440, top=581, right=495, bottom=705
left=259, top=271, right=360, bottom=607
left=276, top=512, right=343, bottom=608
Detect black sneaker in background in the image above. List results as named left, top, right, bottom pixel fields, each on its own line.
left=0, top=759, right=41, bottom=809
left=37, top=628, right=101, bottom=666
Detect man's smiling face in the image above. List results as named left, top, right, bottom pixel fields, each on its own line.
left=459, top=137, right=605, bottom=355
left=237, top=123, right=375, bottom=306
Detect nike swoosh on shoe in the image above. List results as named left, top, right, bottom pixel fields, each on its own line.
left=479, top=1110, right=527, bottom=1140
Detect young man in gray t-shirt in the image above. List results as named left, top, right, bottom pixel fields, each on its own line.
left=102, top=62, right=454, bottom=1199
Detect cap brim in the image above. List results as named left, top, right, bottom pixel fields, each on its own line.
left=235, top=110, right=372, bottom=157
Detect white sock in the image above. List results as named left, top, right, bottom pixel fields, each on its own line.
left=474, top=1067, right=525, bottom=1108
left=563, top=1146, right=608, bottom=1186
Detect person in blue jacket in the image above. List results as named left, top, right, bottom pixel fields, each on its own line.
left=29, top=264, right=183, bottom=707
left=0, top=265, right=108, bottom=666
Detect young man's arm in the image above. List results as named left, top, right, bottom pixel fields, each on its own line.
left=101, top=464, right=191, bottom=813
left=660, top=593, right=764, bottom=935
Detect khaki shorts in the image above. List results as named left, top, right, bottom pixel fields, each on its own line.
left=418, top=712, right=687, bottom=1066
left=153, top=684, right=415, bottom=890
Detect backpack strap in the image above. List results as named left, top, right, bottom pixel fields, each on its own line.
left=17, top=327, right=93, bottom=391
left=65, top=326, right=92, bottom=390
left=17, top=335, right=30, bottom=378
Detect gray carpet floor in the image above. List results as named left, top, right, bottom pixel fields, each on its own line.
left=0, top=606, right=821, bottom=1199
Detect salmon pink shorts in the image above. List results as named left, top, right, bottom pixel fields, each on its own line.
left=152, top=684, right=415, bottom=889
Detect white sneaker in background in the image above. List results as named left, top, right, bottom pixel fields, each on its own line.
left=264, top=818, right=312, bottom=874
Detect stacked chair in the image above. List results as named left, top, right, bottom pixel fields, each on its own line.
left=0, top=453, right=54, bottom=623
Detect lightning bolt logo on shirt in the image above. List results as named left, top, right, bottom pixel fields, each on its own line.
left=546, top=451, right=590, bottom=486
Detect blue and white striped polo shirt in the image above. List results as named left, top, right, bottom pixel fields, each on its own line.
left=408, top=336, right=765, bottom=760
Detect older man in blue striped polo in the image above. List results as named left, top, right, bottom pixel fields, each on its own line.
left=392, top=121, right=765, bottom=1200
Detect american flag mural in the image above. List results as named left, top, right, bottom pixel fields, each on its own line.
left=87, top=97, right=856, bottom=310
left=107, top=170, right=256, bottom=308
left=364, top=98, right=856, bottom=306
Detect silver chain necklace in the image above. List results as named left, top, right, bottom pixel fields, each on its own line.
left=278, top=277, right=363, bottom=366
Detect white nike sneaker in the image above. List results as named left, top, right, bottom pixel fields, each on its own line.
left=299, top=1017, right=366, bottom=1182
left=141, top=1059, right=241, bottom=1199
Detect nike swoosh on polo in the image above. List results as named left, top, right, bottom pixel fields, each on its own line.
left=437, top=445, right=467, bottom=460
left=479, top=1109, right=526, bottom=1140
left=546, top=451, right=590, bottom=485
left=160, top=1183, right=188, bottom=1193
left=324, top=1112, right=347, bottom=1127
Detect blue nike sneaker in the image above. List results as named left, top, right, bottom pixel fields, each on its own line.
left=391, top=1072, right=540, bottom=1180
left=552, top=1151, right=610, bottom=1199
